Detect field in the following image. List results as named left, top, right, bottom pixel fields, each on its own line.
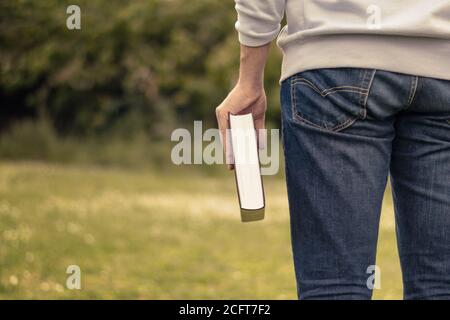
left=0, top=161, right=402, bottom=299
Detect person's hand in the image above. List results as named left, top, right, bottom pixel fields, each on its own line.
left=215, top=83, right=266, bottom=170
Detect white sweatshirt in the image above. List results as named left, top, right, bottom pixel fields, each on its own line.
left=235, top=0, right=450, bottom=81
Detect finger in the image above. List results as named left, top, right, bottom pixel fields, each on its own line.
left=216, top=107, right=234, bottom=170
left=215, top=106, right=228, bottom=150
left=225, top=126, right=235, bottom=170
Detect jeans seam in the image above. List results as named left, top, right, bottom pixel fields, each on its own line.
left=406, top=76, right=419, bottom=108
left=359, top=70, right=376, bottom=119
left=292, top=112, right=358, bottom=132
left=291, top=77, right=297, bottom=122
left=292, top=77, right=369, bottom=95
left=295, top=81, right=368, bottom=97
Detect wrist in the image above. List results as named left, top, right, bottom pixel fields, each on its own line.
left=236, top=80, right=264, bottom=96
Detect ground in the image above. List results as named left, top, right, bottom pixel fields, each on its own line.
left=0, top=162, right=402, bottom=299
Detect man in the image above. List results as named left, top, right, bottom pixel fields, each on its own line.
left=216, top=0, right=450, bottom=299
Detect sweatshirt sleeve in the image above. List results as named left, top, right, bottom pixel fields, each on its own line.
left=234, top=0, right=286, bottom=47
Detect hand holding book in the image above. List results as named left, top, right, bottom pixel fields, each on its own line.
left=215, top=84, right=266, bottom=170
left=215, top=44, right=270, bottom=170
left=215, top=44, right=270, bottom=222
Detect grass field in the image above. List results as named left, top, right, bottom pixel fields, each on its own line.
left=0, top=161, right=402, bottom=299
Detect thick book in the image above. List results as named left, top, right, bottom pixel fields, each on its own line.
left=229, top=113, right=265, bottom=222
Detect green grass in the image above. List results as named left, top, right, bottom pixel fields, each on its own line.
left=0, top=161, right=401, bottom=299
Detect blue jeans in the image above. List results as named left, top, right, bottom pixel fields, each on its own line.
left=280, top=68, right=450, bottom=300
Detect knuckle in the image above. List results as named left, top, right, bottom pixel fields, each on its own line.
left=215, top=106, right=222, bottom=117
left=216, top=107, right=228, bottom=120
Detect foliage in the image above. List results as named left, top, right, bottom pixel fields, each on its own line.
left=0, top=120, right=172, bottom=169
left=0, top=0, right=282, bottom=140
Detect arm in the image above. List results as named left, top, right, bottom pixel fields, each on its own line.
left=215, top=44, right=270, bottom=170
left=216, top=0, right=285, bottom=169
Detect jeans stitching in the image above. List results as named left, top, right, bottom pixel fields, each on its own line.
left=291, top=80, right=361, bottom=132
left=294, top=81, right=369, bottom=97
left=358, top=70, right=371, bottom=108
left=330, top=117, right=358, bottom=131
left=292, top=77, right=369, bottom=95
left=359, top=70, right=376, bottom=119
left=292, top=78, right=322, bottom=96
left=406, top=76, right=419, bottom=108
left=290, top=69, right=375, bottom=132
left=292, top=112, right=358, bottom=132
left=292, top=113, right=324, bottom=130
left=323, top=86, right=368, bottom=93
left=291, top=77, right=297, bottom=122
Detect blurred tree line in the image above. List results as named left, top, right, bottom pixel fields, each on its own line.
left=0, top=0, right=282, bottom=142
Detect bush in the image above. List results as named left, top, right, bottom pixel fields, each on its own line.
left=0, top=120, right=173, bottom=170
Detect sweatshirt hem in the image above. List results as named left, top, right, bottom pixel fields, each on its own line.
left=278, top=34, right=450, bottom=83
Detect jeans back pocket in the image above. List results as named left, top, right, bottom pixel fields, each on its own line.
left=290, top=68, right=376, bottom=132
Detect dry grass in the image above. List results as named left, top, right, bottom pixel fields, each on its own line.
left=0, top=161, right=401, bottom=299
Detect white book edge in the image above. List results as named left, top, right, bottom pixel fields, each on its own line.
left=229, top=113, right=265, bottom=222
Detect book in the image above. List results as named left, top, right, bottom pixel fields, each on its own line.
left=229, top=113, right=265, bottom=222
